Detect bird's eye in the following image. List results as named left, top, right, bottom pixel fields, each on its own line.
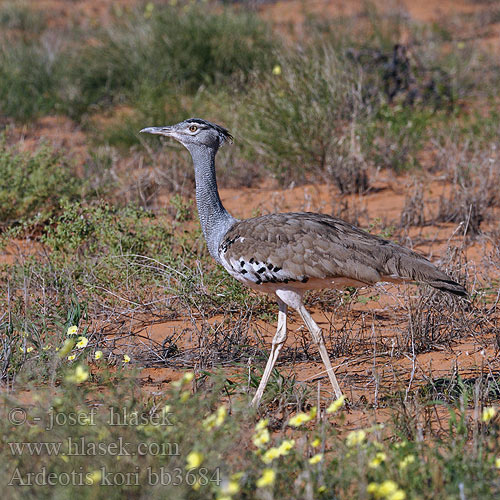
left=189, top=125, right=198, bottom=132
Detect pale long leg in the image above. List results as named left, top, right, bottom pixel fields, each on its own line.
left=297, top=304, right=343, bottom=399
left=251, top=299, right=288, bottom=407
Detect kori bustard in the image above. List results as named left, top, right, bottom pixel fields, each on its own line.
left=141, top=118, right=466, bottom=407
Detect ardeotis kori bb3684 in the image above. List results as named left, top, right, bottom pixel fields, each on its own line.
left=141, top=118, right=466, bottom=408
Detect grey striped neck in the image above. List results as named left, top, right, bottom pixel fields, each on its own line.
left=186, top=143, right=237, bottom=262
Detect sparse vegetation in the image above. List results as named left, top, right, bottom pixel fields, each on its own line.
left=2, top=365, right=500, bottom=499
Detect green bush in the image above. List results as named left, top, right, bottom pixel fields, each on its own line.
left=0, top=42, right=60, bottom=121
left=241, top=43, right=371, bottom=191
left=0, top=4, right=275, bottom=123
left=64, top=4, right=275, bottom=119
left=363, top=104, right=436, bottom=171
left=0, top=140, right=83, bottom=225
left=0, top=1, right=46, bottom=34
left=42, top=201, right=173, bottom=258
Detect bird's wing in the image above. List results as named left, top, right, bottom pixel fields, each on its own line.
left=219, top=212, right=465, bottom=295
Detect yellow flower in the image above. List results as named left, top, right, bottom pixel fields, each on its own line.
left=215, top=405, right=227, bottom=426
left=144, top=1, right=154, bottom=18
left=68, top=354, right=76, bottom=361
left=58, top=338, right=75, bottom=358
left=369, top=452, right=387, bottom=468
left=186, top=451, right=203, bottom=469
left=252, top=428, right=270, bottom=448
left=346, top=429, right=366, bottom=447
left=172, top=371, right=194, bottom=388
left=272, top=64, right=282, bottom=76
left=368, top=480, right=404, bottom=499
left=309, top=453, right=323, bottom=464
left=123, top=354, right=131, bottom=363
left=87, top=470, right=101, bottom=485
left=256, top=468, right=275, bottom=488
left=180, top=391, right=190, bottom=402
left=318, top=485, right=327, bottom=493
left=74, top=365, right=88, bottom=383
left=311, top=437, right=321, bottom=448
left=482, top=407, right=496, bottom=422
left=255, top=418, right=268, bottom=431
left=399, top=455, right=415, bottom=469
left=367, top=482, right=406, bottom=500
left=261, top=438, right=295, bottom=463
left=495, top=457, right=500, bottom=469
left=26, top=346, right=34, bottom=353
left=288, top=412, right=312, bottom=427
left=457, top=41, right=465, bottom=49
left=42, top=344, right=52, bottom=351
left=262, top=447, right=281, bottom=464
left=203, top=414, right=217, bottom=430
left=220, top=479, right=240, bottom=495
left=94, top=350, right=103, bottom=360
left=66, top=365, right=89, bottom=384
left=76, top=337, right=88, bottom=349
left=389, top=492, right=406, bottom=500
left=378, top=480, right=397, bottom=495
left=326, top=395, right=345, bottom=413
left=203, top=405, right=226, bottom=430
left=277, top=439, right=295, bottom=455
left=67, top=325, right=78, bottom=336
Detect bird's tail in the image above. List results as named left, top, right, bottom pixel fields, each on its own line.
left=425, top=277, right=467, bottom=297
left=388, top=252, right=468, bottom=297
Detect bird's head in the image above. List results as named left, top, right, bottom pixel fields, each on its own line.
left=140, top=118, right=233, bottom=151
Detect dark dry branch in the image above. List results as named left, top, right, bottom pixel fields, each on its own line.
left=347, top=43, right=454, bottom=109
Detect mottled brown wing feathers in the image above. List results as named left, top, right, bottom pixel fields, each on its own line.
left=220, top=213, right=466, bottom=296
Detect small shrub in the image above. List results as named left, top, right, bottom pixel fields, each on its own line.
left=41, top=201, right=173, bottom=259
left=0, top=42, right=60, bottom=121
left=0, top=1, right=46, bottom=35
left=400, top=179, right=426, bottom=228
left=435, top=149, right=500, bottom=235
left=363, top=104, right=435, bottom=172
left=0, top=140, right=83, bottom=225
left=242, top=43, right=370, bottom=190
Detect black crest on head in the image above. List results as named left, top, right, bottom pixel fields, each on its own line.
left=186, top=118, right=233, bottom=146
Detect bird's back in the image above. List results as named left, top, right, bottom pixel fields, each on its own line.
left=219, top=212, right=466, bottom=296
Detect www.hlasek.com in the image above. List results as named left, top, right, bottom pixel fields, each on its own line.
left=9, top=436, right=179, bottom=457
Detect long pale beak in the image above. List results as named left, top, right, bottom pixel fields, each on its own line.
left=139, top=126, right=173, bottom=136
